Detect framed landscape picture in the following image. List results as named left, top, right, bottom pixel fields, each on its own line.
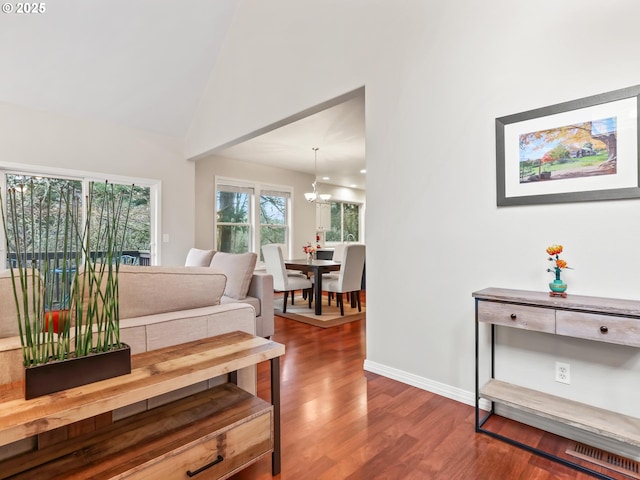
left=496, top=85, right=640, bottom=206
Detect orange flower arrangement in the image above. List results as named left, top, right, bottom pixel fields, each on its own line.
left=546, top=244, right=571, bottom=280
left=546, top=244, right=563, bottom=256
left=303, top=243, right=316, bottom=255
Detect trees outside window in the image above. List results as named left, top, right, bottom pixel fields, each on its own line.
left=89, top=181, right=151, bottom=252
left=260, top=192, right=288, bottom=261
left=1, top=171, right=156, bottom=271
left=327, top=201, right=360, bottom=242
left=216, top=189, right=250, bottom=253
left=215, top=180, right=291, bottom=258
left=4, top=175, right=83, bottom=259
left=3, top=174, right=151, bottom=257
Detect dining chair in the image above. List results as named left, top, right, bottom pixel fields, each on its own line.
left=331, top=243, right=347, bottom=263
left=315, top=244, right=365, bottom=315
left=324, top=243, right=346, bottom=280
left=271, top=242, right=307, bottom=303
left=272, top=243, right=304, bottom=276
left=323, top=243, right=345, bottom=304
left=262, top=244, right=313, bottom=313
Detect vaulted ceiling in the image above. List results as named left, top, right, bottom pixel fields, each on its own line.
left=0, top=0, right=365, bottom=188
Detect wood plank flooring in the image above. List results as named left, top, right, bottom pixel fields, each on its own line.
left=231, top=313, right=625, bottom=479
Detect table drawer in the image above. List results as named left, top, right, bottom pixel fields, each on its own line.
left=556, top=311, right=640, bottom=347
left=477, top=301, right=555, bottom=333
left=129, top=410, right=272, bottom=480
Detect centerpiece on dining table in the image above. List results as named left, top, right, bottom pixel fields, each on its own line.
left=303, top=243, right=316, bottom=263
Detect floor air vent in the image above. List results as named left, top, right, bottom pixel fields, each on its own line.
left=566, top=442, right=640, bottom=479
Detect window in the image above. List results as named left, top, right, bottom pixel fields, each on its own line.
left=215, top=179, right=292, bottom=259
left=216, top=185, right=252, bottom=253
left=1, top=168, right=158, bottom=269
left=3, top=175, right=83, bottom=273
left=259, top=190, right=289, bottom=260
left=327, top=201, right=361, bottom=242
left=89, top=181, right=152, bottom=254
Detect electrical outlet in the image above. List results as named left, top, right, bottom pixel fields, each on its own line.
left=555, top=362, right=570, bottom=384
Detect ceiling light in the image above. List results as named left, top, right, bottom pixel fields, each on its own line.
left=360, top=169, right=366, bottom=174
left=305, top=147, right=331, bottom=203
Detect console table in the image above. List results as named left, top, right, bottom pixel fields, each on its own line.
left=473, top=288, right=640, bottom=479
left=0, top=331, right=284, bottom=479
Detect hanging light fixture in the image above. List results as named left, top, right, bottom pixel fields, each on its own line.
left=304, top=147, right=332, bottom=202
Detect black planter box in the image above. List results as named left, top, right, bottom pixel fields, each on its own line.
left=24, top=344, right=131, bottom=400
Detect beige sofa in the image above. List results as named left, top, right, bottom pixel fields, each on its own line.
left=185, top=248, right=274, bottom=338
left=0, top=264, right=273, bottom=383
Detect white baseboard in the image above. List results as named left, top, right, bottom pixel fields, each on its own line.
left=363, top=359, right=476, bottom=407
left=363, top=359, right=639, bottom=462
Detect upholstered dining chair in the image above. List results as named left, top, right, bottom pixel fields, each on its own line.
left=272, top=243, right=304, bottom=277
left=262, top=244, right=313, bottom=313
left=315, top=244, right=365, bottom=315
left=331, top=243, right=347, bottom=263
left=322, top=243, right=345, bottom=304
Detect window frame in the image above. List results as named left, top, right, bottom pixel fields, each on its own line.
left=0, top=162, right=161, bottom=266
left=259, top=189, right=290, bottom=260
left=325, top=200, right=364, bottom=245
left=215, top=183, right=254, bottom=254
left=215, top=177, right=293, bottom=261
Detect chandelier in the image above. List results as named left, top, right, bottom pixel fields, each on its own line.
left=304, top=147, right=331, bottom=202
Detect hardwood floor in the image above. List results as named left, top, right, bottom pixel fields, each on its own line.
left=231, top=314, right=625, bottom=479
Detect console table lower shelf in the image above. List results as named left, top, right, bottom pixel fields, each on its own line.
left=480, top=379, right=640, bottom=447
left=3, top=383, right=271, bottom=479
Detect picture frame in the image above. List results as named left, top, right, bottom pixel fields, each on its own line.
left=496, top=85, right=640, bottom=206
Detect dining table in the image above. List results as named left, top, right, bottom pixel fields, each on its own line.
left=283, top=258, right=341, bottom=315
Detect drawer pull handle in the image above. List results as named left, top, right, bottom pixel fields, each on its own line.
left=600, top=326, right=609, bottom=334
left=187, top=455, right=224, bottom=477
left=510, top=314, right=517, bottom=320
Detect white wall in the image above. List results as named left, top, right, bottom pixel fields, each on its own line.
left=319, top=184, right=365, bottom=205
left=0, top=102, right=194, bottom=266
left=186, top=0, right=640, bottom=423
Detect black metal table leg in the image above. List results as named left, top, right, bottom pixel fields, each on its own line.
left=271, top=356, right=281, bottom=475
left=314, top=268, right=323, bottom=315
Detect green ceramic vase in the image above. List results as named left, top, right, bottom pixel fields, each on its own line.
left=549, top=277, right=567, bottom=293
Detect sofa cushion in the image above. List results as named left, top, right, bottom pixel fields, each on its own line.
left=184, top=248, right=216, bottom=267
left=114, top=266, right=227, bottom=319
left=209, top=252, right=257, bottom=300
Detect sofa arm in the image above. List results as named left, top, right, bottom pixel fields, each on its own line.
left=247, top=272, right=274, bottom=338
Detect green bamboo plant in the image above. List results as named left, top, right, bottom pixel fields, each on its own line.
left=0, top=180, right=133, bottom=366
left=71, top=181, right=133, bottom=357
